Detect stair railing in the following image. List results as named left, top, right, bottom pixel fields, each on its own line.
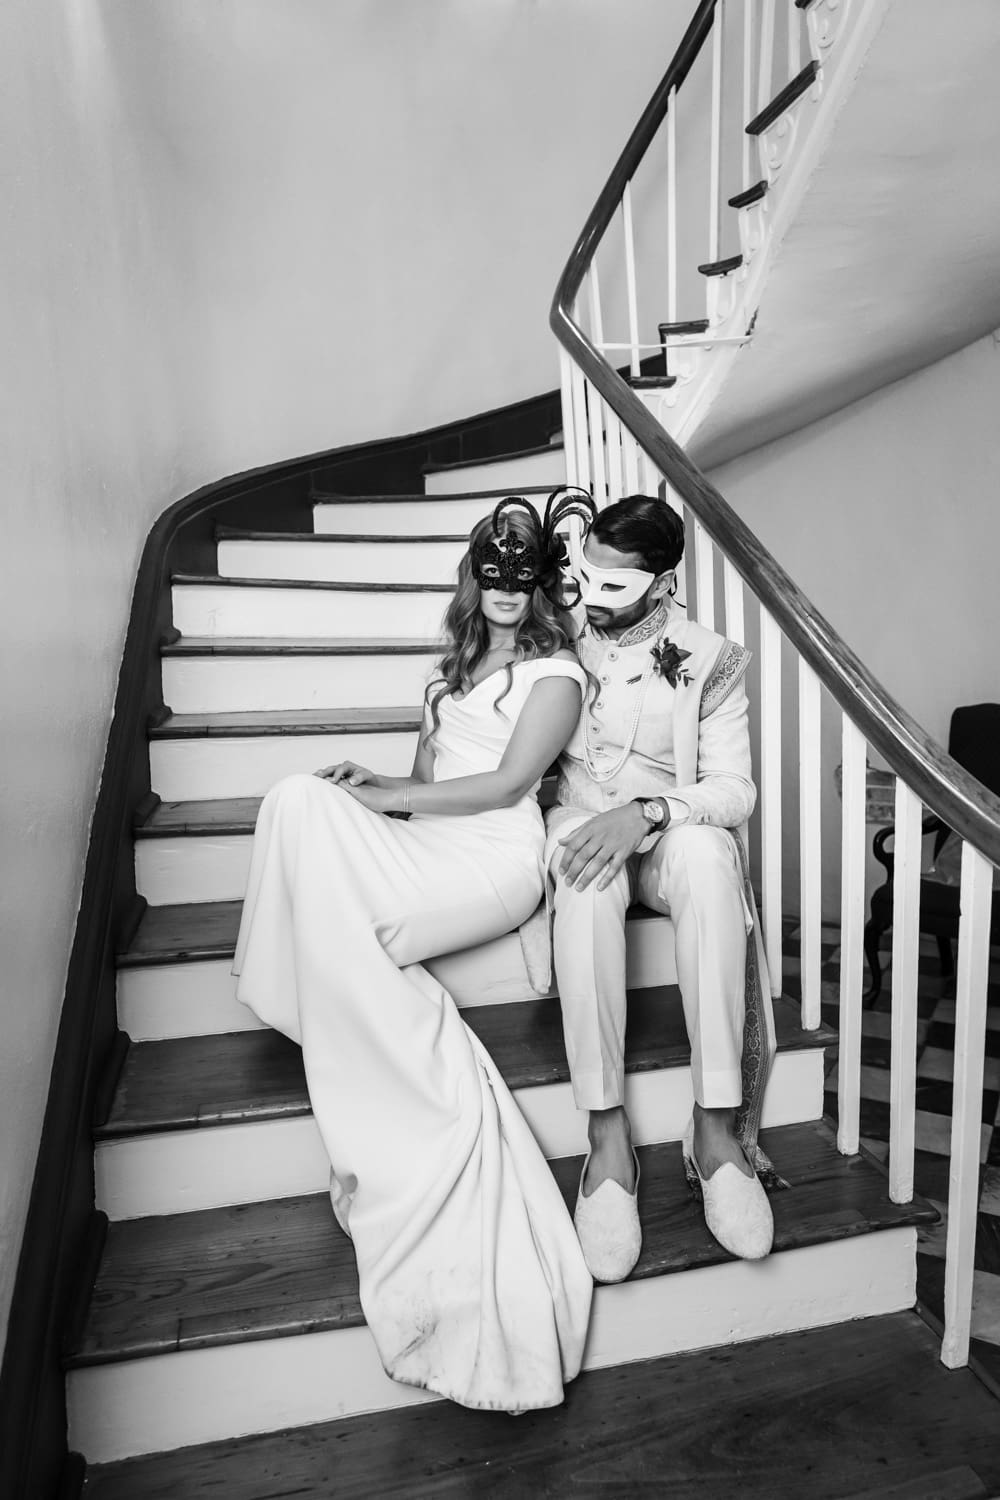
left=552, top=0, right=1000, bottom=1372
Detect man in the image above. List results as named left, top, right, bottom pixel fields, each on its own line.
left=545, top=494, right=776, bottom=1282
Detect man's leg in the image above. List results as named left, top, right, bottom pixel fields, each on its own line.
left=638, top=823, right=749, bottom=1174
left=546, top=812, right=635, bottom=1184
left=545, top=812, right=641, bottom=1281
left=637, top=823, right=772, bottom=1258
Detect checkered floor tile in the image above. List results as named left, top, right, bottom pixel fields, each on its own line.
left=781, top=920, right=1000, bottom=1365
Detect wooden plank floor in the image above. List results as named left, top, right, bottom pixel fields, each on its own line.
left=71, top=1121, right=935, bottom=1366
left=81, top=1310, right=1000, bottom=1498
left=96, top=995, right=833, bottom=1137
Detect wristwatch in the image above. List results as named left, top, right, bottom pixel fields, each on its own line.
left=634, top=797, right=667, bottom=829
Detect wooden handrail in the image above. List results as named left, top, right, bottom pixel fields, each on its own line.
left=550, top=8, right=1000, bottom=868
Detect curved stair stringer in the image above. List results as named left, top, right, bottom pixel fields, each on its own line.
left=640, top=0, right=894, bottom=456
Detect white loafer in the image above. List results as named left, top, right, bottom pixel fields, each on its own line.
left=682, top=1118, right=773, bottom=1261
left=573, top=1150, right=642, bottom=1284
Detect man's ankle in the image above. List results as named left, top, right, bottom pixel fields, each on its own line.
left=692, top=1102, right=751, bottom=1178
left=584, top=1107, right=635, bottom=1193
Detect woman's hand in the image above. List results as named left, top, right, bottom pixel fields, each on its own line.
left=314, top=761, right=379, bottom=787
left=338, top=781, right=396, bottom=814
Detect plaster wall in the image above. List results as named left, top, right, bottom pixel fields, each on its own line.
left=0, top=0, right=685, bottom=1355
left=708, top=330, right=1000, bottom=918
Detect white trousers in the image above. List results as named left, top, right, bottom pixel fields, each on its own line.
left=546, top=810, right=750, bottom=1112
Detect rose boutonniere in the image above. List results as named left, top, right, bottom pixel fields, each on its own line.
left=651, top=639, right=692, bottom=688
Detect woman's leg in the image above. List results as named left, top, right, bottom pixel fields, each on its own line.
left=234, top=774, right=591, bottom=1412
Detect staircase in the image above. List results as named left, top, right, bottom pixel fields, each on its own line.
left=69, top=440, right=934, bottom=1489
left=5, top=0, right=994, bottom=1493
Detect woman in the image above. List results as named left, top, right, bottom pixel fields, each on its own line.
left=234, top=490, right=597, bottom=1413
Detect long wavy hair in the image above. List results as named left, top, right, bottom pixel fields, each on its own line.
left=425, top=497, right=588, bottom=744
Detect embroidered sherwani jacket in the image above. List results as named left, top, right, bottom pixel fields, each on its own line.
left=557, top=604, right=756, bottom=831
left=539, top=603, right=778, bottom=1172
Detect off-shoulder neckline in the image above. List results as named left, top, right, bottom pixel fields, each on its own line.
left=450, top=655, right=584, bottom=704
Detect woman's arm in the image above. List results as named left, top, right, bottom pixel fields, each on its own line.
left=341, top=675, right=582, bottom=817
left=315, top=703, right=436, bottom=789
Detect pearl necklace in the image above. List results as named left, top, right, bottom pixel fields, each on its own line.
left=581, top=604, right=671, bottom=783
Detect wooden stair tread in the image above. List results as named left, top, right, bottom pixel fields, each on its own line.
left=137, top=779, right=560, bottom=836
left=697, top=254, right=744, bottom=277
left=728, top=178, right=768, bottom=209
left=95, top=996, right=832, bottom=1139
left=161, top=636, right=444, bottom=657
left=746, top=59, right=820, bottom=136
left=80, top=1312, right=999, bottom=1499
left=171, top=573, right=453, bottom=594
left=69, top=1120, right=935, bottom=1368
left=216, top=527, right=467, bottom=544
left=422, top=442, right=563, bottom=475
left=119, top=894, right=657, bottom=966
left=627, top=375, right=678, bottom=390
left=149, top=706, right=422, bottom=739
left=658, top=319, right=710, bottom=336
left=311, top=485, right=558, bottom=503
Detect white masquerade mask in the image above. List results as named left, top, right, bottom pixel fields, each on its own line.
left=578, top=558, right=657, bottom=609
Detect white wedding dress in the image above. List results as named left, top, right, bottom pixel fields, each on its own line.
left=233, top=657, right=593, bottom=1412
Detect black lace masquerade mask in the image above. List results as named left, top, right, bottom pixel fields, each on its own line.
left=471, top=487, right=597, bottom=606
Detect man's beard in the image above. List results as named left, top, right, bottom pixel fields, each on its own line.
left=584, top=591, right=661, bottom=634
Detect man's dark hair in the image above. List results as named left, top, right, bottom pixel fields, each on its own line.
left=588, top=494, right=685, bottom=574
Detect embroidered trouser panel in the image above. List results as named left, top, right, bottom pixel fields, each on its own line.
left=546, top=814, right=750, bottom=1112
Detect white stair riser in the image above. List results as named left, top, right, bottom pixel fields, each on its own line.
left=314, top=496, right=513, bottom=537
left=94, top=1050, right=824, bottom=1220
left=66, top=1227, right=915, bottom=1463
left=172, top=584, right=450, bottom=640
left=218, top=539, right=467, bottom=587
left=118, top=916, right=677, bottom=1036
left=149, top=732, right=417, bottom=802
left=161, top=652, right=439, bottom=715
left=425, top=449, right=566, bottom=496
left=118, top=962, right=267, bottom=1042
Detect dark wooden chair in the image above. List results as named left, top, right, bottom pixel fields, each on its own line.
left=863, top=703, right=1000, bottom=1004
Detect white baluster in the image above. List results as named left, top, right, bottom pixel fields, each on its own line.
left=681, top=504, right=696, bottom=607
left=742, top=0, right=756, bottom=185
left=760, top=608, right=783, bottom=996
left=942, top=842, right=994, bottom=1369
left=723, top=558, right=745, bottom=645
left=588, top=263, right=605, bottom=350
left=787, top=0, right=801, bottom=77
left=693, top=520, right=716, bottom=632
left=622, top=183, right=641, bottom=378
left=667, top=86, right=678, bottom=325
left=798, top=658, right=822, bottom=1031
left=758, top=0, right=775, bottom=110
left=622, top=429, right=640, bottom=495
left=587, top=384, right=608, bottom=510
left=709, top=3, right=724, bottom=265
left=558, top=347, right=578, bottom=491
left=889, top=778, right=922, bottom=1203
left=837, top=717, right=867, bottom=1155
left=570, top=360, right=591, bottom=498
left=605, top=407, right=623, bottom=504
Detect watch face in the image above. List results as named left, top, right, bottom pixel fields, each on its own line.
left=643, top=800, right=664, bottom=826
